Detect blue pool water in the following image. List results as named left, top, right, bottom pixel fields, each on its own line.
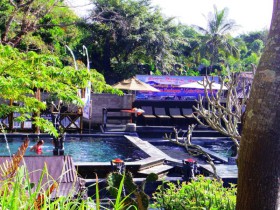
left=0, top=137, right=149, bottom=162
left=149, top=138, right=235, bottom=161
left=192, top=139, right=235, bottom=158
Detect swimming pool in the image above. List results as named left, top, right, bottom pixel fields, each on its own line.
left=0, top=136, right=149, bottom=162
left=192, top=138, right=235, bottom=158
left=149, top=137, right=235, bottom=161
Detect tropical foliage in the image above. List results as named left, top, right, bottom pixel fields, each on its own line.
left=78, top=0, right=186, bottom=83
left=192, top=6, right=239, bottom=74
left=0, top=0, right=267, bottom=135
left=0, top=1, right=274, bottom=209
left=152, top=175, right=236, bottom=210
left=79, top=2, right=265, bottom=82
left=0, top=0, right=267, bottom=83
left=0, top=0, right=81, bottom=53
left=0, top=44, right=117, bottom=137
left=107, top=171, right=158, bottom=210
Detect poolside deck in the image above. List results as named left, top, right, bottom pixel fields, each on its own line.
left=124, top=135, right=238, bottom=182
left=200, top=164, right=238, bottom=180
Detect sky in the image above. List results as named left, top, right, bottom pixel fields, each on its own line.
left=66, top=0, right=273, bottom=35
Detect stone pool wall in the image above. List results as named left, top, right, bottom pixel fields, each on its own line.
left=88, top=93, right=134, bottom=124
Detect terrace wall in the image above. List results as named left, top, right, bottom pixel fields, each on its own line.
left=89, top=93, right=134, bottom=124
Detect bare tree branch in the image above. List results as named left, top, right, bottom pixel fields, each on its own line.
left=164, top=125, right=219, bottom=179
left=2, top=0, right=73, bottom=46
left=192, top=74, right=252, bottom=151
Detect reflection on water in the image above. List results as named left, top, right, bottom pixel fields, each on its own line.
left=0, top=137, right=148, bottom=162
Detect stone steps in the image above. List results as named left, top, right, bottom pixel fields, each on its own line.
left=138, top=164, right=174, bottom=178
left=138, top=158, right=166, bottom=170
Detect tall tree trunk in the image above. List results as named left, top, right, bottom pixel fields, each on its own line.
left=236, top=0, right=280, bottom=209
left=103, top=34, right=112, bottom=83
left=1, top=10, right=17, bottom=43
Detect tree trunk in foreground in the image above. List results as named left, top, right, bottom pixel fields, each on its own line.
left=236, top=0, right=280, bottom=209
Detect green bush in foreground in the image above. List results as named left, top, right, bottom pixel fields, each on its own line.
left=151, top=175, right=236, bottom=210
left=0, top=165, right=96, bottom=210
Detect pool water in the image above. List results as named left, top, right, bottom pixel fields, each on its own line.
left=150, top=141, right=195, bottom=161
left=149, top=138, right=235, bottom=161
left=193, top=139, right=235, bottom=158
left=0, top=137, right=149, bottom=162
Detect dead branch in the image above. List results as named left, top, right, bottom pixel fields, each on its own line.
left=192, top=76, right=244, bottom=150
left=164, top=125, right=218, bottom=178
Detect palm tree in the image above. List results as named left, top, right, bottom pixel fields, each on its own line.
left=194, top=6, right=239, bottom=73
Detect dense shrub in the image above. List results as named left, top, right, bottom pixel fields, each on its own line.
left=151, top=175, right=236, bottom=210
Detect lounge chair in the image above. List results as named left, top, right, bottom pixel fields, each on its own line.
left=169, top=108, right=185, bottom=126
left=169, top=108, right=185, bottom=119
left=154, top=107, right=171, bottom=125
left=182, top=108, right=194, bottom=118
left=141, top=106, right=156, bottom=125
left=182, top=108, right=198, bottom=125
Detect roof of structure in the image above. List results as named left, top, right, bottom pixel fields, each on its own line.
left=0, top=156, right=86, bottom=198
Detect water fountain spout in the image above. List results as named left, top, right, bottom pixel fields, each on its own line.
left=0, top=121, right=12, bottom=158
left=65, top=45, right=78, bottom=70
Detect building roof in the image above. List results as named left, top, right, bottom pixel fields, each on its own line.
left=0, top=156, right=85, bottom=198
